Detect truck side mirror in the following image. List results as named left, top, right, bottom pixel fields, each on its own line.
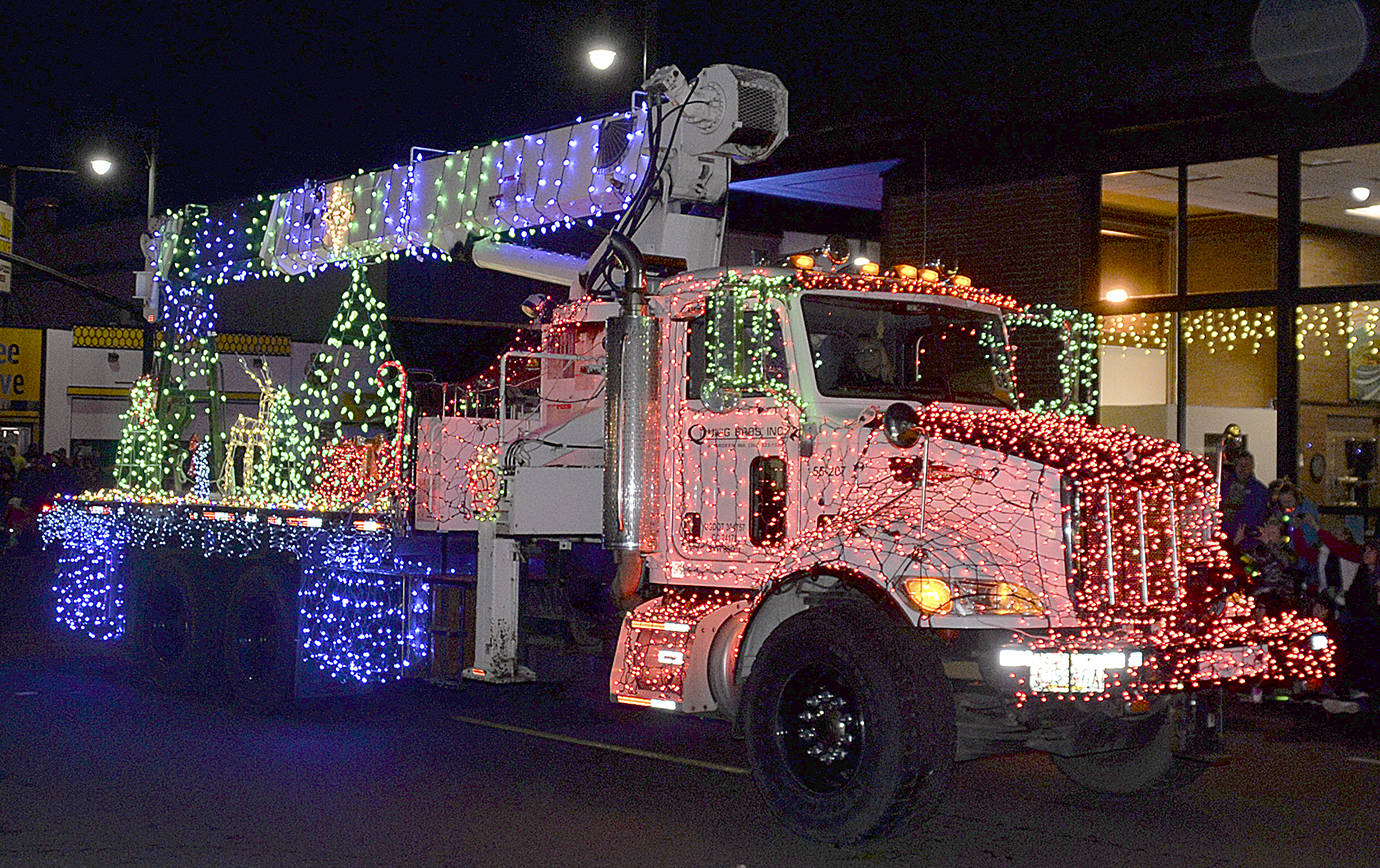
left=1004, top=305, right=1097, bottom=417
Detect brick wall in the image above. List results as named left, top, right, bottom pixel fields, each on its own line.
left=884, top=175, right=1094, bottom=309
left=1006, top=325, right=1065, bottom=407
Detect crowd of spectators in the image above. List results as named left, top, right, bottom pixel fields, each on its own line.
left=1220, top=442, right=1380, bottom=715
left=1, top=443, right=112, bottom=553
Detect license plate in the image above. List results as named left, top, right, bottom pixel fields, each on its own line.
left=1030, top=652, right=1107, bottom=693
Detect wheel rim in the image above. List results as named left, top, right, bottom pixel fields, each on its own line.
left=233, top=593, right=280, bottom=681
left=775, top=662, right=865, bottom=793
left=147, top=581, right=187, bottom=663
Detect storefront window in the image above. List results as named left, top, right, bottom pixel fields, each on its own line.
left=1098, top=311, right=1171, bottom=433
left=1300, top=144, right=1380, bottom=288
left=1297, top=301, right=1380, bottom=512
left=1100, top=168, right=1176, bottom=300
left=1098, top=309, right=1277, bottom=458
left=1186, top=158, right=1276, bottom=295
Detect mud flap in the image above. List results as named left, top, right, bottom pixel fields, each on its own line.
left=1175, top=687, right=1229, bottom=764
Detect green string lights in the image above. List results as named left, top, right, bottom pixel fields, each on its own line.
left=111, top=377, right=167, bottom=495
left=703, top=274, right=802, bottom=410
left=1007, top=305, right=1099, bottom=416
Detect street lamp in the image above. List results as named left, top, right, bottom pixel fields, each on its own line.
left=586, top=1, right=656, bottom=79
left=588, top=45, right=618, bottom=70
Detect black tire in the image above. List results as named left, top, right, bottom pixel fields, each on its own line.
left=223, top=565, right=296, bottom=712
left=1050, top=703, right=1209, bottom=794
left=141, top=550, right=219, bottom=692
left=742, top=601, right=955, bottom=845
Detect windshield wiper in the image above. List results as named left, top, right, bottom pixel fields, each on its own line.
left=949, top=389, right=1016, bottom=410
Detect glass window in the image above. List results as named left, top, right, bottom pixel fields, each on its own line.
left=1300, top=143, right=1380, bottom=288
left=1097, top=308, right=1277, bottom=460
left=749, top=456, right=788, bottom=546
left=1297, top=300, right=1380, bottom=511
left=685, top=308, right=788, bottom=402
left=1101, top=159, right=1279, bottom=299
left=1098, top=312, right=1172, bottom=438
left=1186, top=158, right=1276, bottom=295
left=1100, top=167, right=1177, bottom=300
left=801, top=294, right=1015, bottom=408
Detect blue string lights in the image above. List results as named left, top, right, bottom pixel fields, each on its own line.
left=298, top=534, right=422, bottom=685
left=50, top=516, right=127, bottom=642
left=42, top=501, right=428, bottom=686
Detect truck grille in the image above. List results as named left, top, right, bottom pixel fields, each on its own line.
left=1073, top=480, right=1217, bottom=616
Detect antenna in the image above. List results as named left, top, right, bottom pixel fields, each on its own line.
left=922, top=139, right=929, bottom=266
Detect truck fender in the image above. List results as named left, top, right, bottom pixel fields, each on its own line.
left=714, top=570, right=907, bottom=720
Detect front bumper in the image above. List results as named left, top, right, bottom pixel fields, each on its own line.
left=999, top=612, right=1334, bottom=701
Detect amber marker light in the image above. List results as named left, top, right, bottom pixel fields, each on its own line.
left=953, top=274, right=972, bottom=287
left=860, top=261, right=880, bottom=275
left=894, top=263, right=919, bottom=280
left=986, top=580, right=1044, bottom=615
left=789, top=253, right=815, bottom=270
left=918, top=267, right=940, bottom=282
left=903, top=577, right=953, bottom=615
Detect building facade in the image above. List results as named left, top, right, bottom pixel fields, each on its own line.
left=873, top=85, right=1380, bottom=519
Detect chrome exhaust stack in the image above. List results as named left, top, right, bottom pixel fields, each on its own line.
left=602, top=234, right=660, bottom=563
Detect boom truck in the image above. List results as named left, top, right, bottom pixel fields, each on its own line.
left=43, top=61, right=1335, bottom=845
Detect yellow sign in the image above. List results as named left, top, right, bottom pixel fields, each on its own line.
left=0, top=328, right=42, bottom=400
left=0, top=201, right=12, bottom=294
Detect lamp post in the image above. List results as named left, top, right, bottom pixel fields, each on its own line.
left=3, top=130, right=158, bottom=372
left=85, top=122, right=159, bottom=227
left=82, top=122, right=160, bottom=374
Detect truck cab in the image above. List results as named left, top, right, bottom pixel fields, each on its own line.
left=578, top=263, right=1334, bottom=842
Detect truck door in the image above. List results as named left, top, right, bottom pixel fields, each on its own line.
left=671, top=291, right=799, bottom=569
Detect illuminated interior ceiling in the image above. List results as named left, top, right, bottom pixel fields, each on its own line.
left=729, top=160, right=902, bottom=210
left=1102, top=144, right=1380, bottom=235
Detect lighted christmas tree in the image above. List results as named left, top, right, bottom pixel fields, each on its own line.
left=256, top=263, right=400, bottom=502
left=111, top=376, right=167, bottom=495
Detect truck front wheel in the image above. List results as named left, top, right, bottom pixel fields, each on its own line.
left=743, top=601, right=955, bottom=845
left=1050, top=702, right=1209, bottom=794
left=223, top=565, right=295, bottom=712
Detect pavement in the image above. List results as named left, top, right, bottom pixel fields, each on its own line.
left=3, top=549, right=1380, bottom=867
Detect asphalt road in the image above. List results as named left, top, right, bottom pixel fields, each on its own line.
left=3, top=553, right=1379, bottom=867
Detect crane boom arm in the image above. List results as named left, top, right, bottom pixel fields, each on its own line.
left=144, top=64, right=787, bottom=288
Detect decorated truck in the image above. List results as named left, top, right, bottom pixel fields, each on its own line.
left=42, top=62, right=1333, bottom=845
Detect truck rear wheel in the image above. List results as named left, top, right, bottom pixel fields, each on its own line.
left=743, top=601, right=955, bottom=845
left=223, top=565, right=295, bottom=712
left=141, top=550, right=219, bottom=691
left=1050, top=703, right=1209, bottom=794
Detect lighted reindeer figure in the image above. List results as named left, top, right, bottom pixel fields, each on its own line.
left=220, top=361, right=286, bottom=495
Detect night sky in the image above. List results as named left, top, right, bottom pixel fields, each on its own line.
left=6, top=1, right=1374, bottom=378
left=2, top=0, right=1290, bottom=223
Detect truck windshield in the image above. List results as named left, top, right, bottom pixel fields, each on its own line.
left=802, top=294, right=1016, bottom=408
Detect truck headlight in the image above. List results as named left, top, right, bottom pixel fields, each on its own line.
left=1099, top=651, right=1127, bottom=669
left=998, top=647, right=1033, bottom=667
